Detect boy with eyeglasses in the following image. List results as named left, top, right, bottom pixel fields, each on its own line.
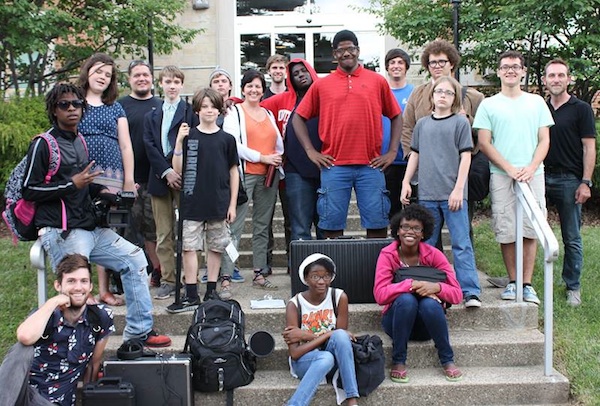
left=21, top=82, right=171, bottom=348
left=474, top=50, right=554, bottom=305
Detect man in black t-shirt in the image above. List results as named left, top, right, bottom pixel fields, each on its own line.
left=543, top=58, right=597, bottom=307
left=118, top=60, right=163, bottom=286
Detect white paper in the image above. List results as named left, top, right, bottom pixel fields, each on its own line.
left=225, top=241, right=239, bottom=262
left=250, top=299, right=286, bottom=309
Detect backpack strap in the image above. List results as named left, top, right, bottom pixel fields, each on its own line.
left=37, top=132, right=67, bottom=231
left=295, top=288, right=338, bottom=328
left=41, top=305, right=103, bottom=341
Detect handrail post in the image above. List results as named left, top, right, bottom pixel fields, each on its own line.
left=514, top=181, right=559, bottom=376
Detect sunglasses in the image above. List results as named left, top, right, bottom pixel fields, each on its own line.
left=128, top=60, right=152, bottom=73
left=56, top=100, right=85, bottom=111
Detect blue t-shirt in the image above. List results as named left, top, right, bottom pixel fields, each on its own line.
left=473, top=92, right=554, bottom=175
left=382, top=84, right=414, bottom=165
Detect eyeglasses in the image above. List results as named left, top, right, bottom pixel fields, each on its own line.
left=333, top=46, right=359, bottom=56
left=56, top=100, right=85, bottom=110
left=308, top=274, right=333, bottom=282
left=400, top=224, right=423, bottom=233
left=433, top=89, right=455, bottom=97
left=499, top=64, right=523, bottom=72
left=428, top=59, right=449, bottom=68
left=128, top=60, right=152, bottom=73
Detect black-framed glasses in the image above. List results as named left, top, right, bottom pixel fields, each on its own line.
left=128, top=60, right=152, bottom=74
left=308, top=274, right=333, bottom=282
left=333, top=46, right=359, bottom=56
left=428, top=59, right=449, bottom=68
left=56, top=100, right=85, bottom=110
left=499, top=64, right=523, bottom=72
left=400, top=224, right=423, bottom=233
left=433, top=89, right=456, bottom=97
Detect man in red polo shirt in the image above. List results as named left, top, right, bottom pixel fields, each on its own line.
left=292, top=29, right=402, bottom=238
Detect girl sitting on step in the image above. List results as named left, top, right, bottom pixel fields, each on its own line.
left=283, top=253, right=359, bottom=406
left=374, top=204, right=464, bottom=383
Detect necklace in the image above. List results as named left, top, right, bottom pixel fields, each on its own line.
left=398, top=245, right=420, bottom=267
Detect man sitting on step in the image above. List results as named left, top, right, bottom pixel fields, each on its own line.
left=0, top=254, right=114, bottom=406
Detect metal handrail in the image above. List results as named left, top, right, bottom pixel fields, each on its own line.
left=514, top=181, right=559, bottom=376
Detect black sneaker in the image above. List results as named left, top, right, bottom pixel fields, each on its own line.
left=464, top=295, right=482, bottom=308
left=165, top=296, right=201, bottom=314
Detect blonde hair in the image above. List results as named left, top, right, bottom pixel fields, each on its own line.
left=431, top=76, right=463, bottom=114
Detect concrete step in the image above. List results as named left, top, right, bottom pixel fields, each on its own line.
left=104, top=328, right=544, bottom=371
left=110, top=270, right=538, bottom=335
left=192, top=366, right=569, bottom=406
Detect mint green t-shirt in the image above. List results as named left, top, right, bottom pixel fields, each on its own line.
left=473, top=92, right=554, bottom=175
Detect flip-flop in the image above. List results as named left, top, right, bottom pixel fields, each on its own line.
left=443, top=366, right=463, bottom=382
left=390, top=368, right=409, bottom=383
left=100, top=292, right=125, bottom=306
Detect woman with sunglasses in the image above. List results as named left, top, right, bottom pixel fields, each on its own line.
left=78, top=53, right=136, bottom=306
left=283, top=253, right=359, bottom=406
left=374, top=204, right=463, bottom=383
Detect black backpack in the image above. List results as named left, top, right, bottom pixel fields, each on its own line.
left=184, top=296, right=256, bottom=396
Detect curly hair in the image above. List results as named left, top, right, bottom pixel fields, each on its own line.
left=421, top=40, right=461, bottom=72
left=78, top=53, right=119, bottom=105
left=45, top=82, right=87, bottom=125
left=390, top=204, right=435, bottom=242
left=56, top=253, right=91, bottom=283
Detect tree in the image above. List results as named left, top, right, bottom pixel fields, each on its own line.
left=0, top=0, right=201, bottom=97
left=365, top=0, right=600, bottom=103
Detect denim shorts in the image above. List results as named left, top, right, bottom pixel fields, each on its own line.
left=318, top=165, right=390, bottom=230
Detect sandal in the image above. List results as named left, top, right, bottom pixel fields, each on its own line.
left=252, top=273, right=278, bottom=290
left=99, top=292, right=125, bottom=306
left=390, top=365, right=409, bottom=383
left=443, top=364, right=463, bottom=382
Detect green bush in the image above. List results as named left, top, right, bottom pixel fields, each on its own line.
left=0, top=97, right=49, bottom=193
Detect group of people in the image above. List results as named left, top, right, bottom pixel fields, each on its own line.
left=0, top=26, right=595, bottom=406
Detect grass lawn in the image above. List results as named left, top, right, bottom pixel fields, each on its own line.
left=1, top=217, right=600, bottom=404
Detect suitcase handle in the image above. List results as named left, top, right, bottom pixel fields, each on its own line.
left=95, top=377, right=124, bottom=387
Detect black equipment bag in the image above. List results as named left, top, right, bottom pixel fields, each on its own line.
left=393, top=266, right=447, bottom=283
left=351, top=334, right=386, bottom=396
left=184, top=296, right=256, bottom=393
left=82, top=377, right=135, bottom=406
left=290, top=238, right=394, bottom=303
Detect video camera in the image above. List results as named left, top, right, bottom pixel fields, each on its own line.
left=93, top=190, right=136, bottom=229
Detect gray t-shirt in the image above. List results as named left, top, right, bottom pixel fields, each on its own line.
left=411, top=114, right=473, bottom=200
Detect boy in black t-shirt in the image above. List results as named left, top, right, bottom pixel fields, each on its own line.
left=166, top=88, right=240, bottom=313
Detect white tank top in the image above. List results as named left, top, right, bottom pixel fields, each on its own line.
left=290, top=288, right=342, bottom=337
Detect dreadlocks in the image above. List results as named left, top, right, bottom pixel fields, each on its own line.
left=45, top=82, right=87, bottom=125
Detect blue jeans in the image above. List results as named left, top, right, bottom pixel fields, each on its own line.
left=319, top=165, right=390, bottom=231
left=40, top=227, right=153, bottom=341
left=285, top=172, right=323, bottom=241
left=382, top=294, right=454, bottom=366
left=545, top=173, right=583, bottom=290
left=420, top=200, right=481, bottom=298
left=288, top=329, right=359, bottom=406
left=0, top=343, right=53, bottom=406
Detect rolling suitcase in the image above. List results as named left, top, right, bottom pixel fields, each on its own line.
left=103, top=354, right=193, bottom=406
left=82, top=377, right=135, bottom=406
left=290, top=238, right=393, bottom=303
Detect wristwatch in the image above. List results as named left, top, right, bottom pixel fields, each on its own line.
left=581, top=179, right=593, bottom=188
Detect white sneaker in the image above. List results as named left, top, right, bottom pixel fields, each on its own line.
left=566, top=290, right=581, bottom=307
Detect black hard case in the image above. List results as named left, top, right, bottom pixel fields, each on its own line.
left=82, top=377, right=135, bottom=406
left=103, top=354, right=193, bottom=406
left=290, top=238, right=394, bottom=303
